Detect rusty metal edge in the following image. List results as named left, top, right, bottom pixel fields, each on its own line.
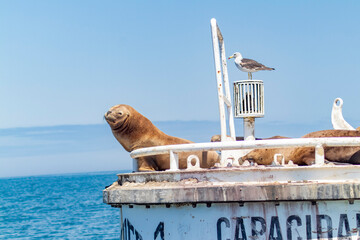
left=104, top=181, right=360, bottom=205
left=116, top=165, right=360, bottom=185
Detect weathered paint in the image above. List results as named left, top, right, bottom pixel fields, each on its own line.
left=104, top=166, right=360, bottom=239
left=114, top=165, right=360, bottom=185
left=119, top=201, right=360, bottom=240
left=104, top=165, right=360, bottom=204
left=244, top=117, right=255, bottom=141
left=210, top=18, right=235, bottom=143
left=211, top=17, right=237, bottom=170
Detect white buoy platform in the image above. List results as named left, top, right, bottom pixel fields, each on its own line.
left=104, top=166, right=360, bottom=239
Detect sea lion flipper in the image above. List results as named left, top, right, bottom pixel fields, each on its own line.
left=324, top=160, right=352, bottom=165
left=301, top=157, right=315, bottom=166
left=349, top=150, right=360, bottom=164
left=137, top=157, right=159, bottom=171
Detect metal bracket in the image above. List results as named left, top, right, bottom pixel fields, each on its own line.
left=169, top=150, right=179, bottom=171
left=186, top=155, right=201, bottom=170
left=331, top=98, right=355, bottom=130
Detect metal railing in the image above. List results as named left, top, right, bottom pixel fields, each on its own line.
left=130, top=137, right=360, bottom=171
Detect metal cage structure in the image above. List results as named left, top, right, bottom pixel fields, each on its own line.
left=234, top=80, right=264, bottom=118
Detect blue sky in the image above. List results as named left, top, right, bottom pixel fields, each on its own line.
left=1, top=1, right=360, bottom=177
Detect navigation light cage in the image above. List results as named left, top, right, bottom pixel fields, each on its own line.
left=234, top=80, right=264, bottom=118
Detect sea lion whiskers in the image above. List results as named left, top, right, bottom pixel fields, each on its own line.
left=112, top=116, right=130, bottom=133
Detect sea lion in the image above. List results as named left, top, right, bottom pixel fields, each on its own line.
left=104, top=104, right=220, bottom=171
left=243, top=130, right=360, bottom=165
left=210, top=135, right=288, bottom=142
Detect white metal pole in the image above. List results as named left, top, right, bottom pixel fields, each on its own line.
left=220, top=36, right=236, bottom=140
left=315, top=144, right=325, bottom=165
left=132, top=158, right=138, bottom=172
left=210, top=18, right=227, bottom=142
left=244, top=117, right=255, bottom=141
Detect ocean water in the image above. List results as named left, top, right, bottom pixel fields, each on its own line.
left=0, top=171, right=126, bottom=239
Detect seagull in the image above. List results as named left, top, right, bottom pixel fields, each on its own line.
left=228, top=52, right=275, bottom=80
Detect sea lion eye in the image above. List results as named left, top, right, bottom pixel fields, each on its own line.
left=118, top=111, right=123, bottom=116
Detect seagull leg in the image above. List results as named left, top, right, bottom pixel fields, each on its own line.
left=250, top=72, right=252, bottom=80
left=248, top=72, right=250, bottom=80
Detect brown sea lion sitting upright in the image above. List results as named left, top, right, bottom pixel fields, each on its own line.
left=104, top=104, right=220, bottom=171
left=243, top=130, right=360, bottom=165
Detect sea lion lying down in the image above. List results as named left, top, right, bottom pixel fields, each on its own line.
left=105, top=104, right=220, bottom=171
left=242, top=130, right=360, bottom=165
left=210, top=135, right=288, bottom=142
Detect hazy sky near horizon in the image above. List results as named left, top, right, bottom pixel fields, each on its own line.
left=0, top=120, right=331, bottom=178
left=2, top=1, right=360, bottom=130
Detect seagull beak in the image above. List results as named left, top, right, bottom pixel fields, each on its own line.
left=228, top=56, right=234, bottom=59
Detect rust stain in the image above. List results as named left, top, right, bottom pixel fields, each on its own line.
left=315, top=228, right=334, bottom=234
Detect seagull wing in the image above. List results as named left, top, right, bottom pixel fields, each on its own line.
left=241, top=58, right=274, bottom=71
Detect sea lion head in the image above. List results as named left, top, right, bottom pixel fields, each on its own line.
left=104, top=104, right=132, bottom=132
